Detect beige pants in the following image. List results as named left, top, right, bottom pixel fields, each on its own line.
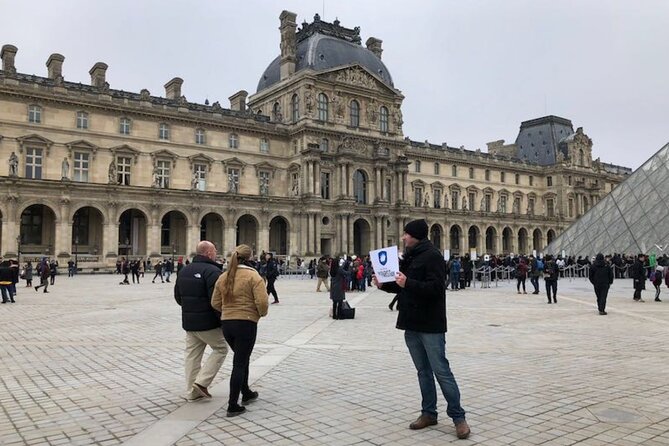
left=184, top=328, right=228, bottom=398
left=316, top=277, right=330, bottom=291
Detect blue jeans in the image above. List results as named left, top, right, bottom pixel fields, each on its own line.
left=404, top=330, right=466, bottom=422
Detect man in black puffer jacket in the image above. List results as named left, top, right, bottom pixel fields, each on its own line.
left=175, top=240, right=228, bottom=401
left=589, top=253, right=614, bottom=315
left=373, top=219, right=470, bottom=440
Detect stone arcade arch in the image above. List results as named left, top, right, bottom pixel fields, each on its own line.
left=118, top=209, right=147, bottom=256
left=200, top=213, right=225, bottom=251
left=269, top=216, right=289, bottom=255
left=533, top=228, right=543, bottom=252
left=236, top=214, right=258, bottom=253
left=71, top=206, right=104, bottom=258
left=450, top=225, right=462, bottom=254
left=20, top=204, right=57, bottom=256
left=161, top=211, right=188, bottom=257
left=485, top=226, right=497, bottom=254
left=353, top=218, right=371, bottom=257
left=502, top=227, right=513, bottom=254
left=518, top=228, right=529, bottom=255
left=430, top=224, right=443, bottom=251
left=547, top=229, right=557, bottom=245
left=468, top=225, right=480, bottom=252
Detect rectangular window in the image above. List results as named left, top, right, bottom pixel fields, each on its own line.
left=28, top=105, right=41, bottom=124
left=547, top=199, right=555, bottom=217
left=434, top=163, right=440, bottom=175
left=159, top=123, right=170, bottom=140
left=568, top=175, right=572, bottom=186
left=469, top=167, right=474, bottom=179
left=547, top=176, right=553, bottom=187
left=415, top=160, right=421, bottom=173
left=25, top=147, right=43, bottom=179
left=414, top=187, right=423, bottom=207
left=320, top=171, right=331, bottom=199
left=260, top=138, right=269, bottom=153
left=120, top=118, right=131, bottom=135
left=76, top=111, right=88, bottom=129
left=73, top=152, right=89, bottom=182
left=229, top=133, right=239, bottom=149
left=468, top=192, right=476, bottom=211
left=515, top=173, right=520, bottom=185
left=500, top=171, right=505, bottom=183
left=484, top=194, right=492, bottom=212
left=157, top=160, right=170, bottom=188
left=194, top=164, right=207, bottom=191
left=528, top=198, right=535, bottom=215
left=195, top=129, right=206, bottom=145
left=259, top=171, right=270, bottom=196
left=228, top=168, right=240, bottom=193
left=500, top=195, right=507, bottom=213
left=117, top=156, right=131, bottom=185
left=485, top=169, right=490, bottom=181
left=451, top=165, right=457, bottom=177
left=451, top=190, right=459, bottom=210
left=529, top=175, right=534, bottom=186
left=434, top=189, right=442, bottom=209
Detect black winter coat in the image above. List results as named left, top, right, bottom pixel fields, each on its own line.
left=174, top=255, right=223, bottom=331
left=589, top=259, right=613, bottom=288
left=630, top=260, right=646, bottom=290
left=381, top=239, right=447, bottom=333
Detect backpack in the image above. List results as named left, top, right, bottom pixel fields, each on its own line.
left=536, top=259, right=544, bottom=271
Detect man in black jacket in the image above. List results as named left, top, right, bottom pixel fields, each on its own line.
left=631, top=254, right=646, bottom=302
left=589, top=253, right=614, bottom=315
left=373, top=219, right=470, bottom=440
left=174, top=241, right=228, bottom=401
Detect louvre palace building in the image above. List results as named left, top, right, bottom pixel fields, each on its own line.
left=0, top=11, right=631, bottom=269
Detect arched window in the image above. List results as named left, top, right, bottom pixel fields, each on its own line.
left=579, top=149, right=585, bottom=166
left=291, top=94, right=299, bottom=122
left=379, top=106, right=389, bottom=132
left=317, top=93, right=329, bottom=121
left=272, top=102, right=281, bottom=121
left=353, top=170, right=368, bottom=204
left=350, top=100, right=360, bottom=127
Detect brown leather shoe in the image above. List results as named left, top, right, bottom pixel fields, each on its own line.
left=409, top=414, right=437, bottom=430
left=455, top=420, right=471, bottom=439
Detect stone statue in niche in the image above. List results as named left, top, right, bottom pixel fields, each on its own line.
left=61, top=157, right=70, bottom=180
left=228, top=172, right=238, bottom=193
left=366, top=99, right=378, bottom=124
left=303, top=87, right=313, bottom=116
left=392, top=107, right=403, bottom=129
left=423, top=192, right=430, bottom=207
left=462, top=196, right=468, bottom=211
left=108, top=160, right=117, bottom=184
left=191, top=170, right=199, bottom=190
left=291, top=174, right=300, bottom=196
left=513, top=198, right=520, bottom=214
left=332, top=91, right=345, bottom=119
left=480, top=197, right=486, bottom=212
left=8, top=151, right=19, bottom=176
left=259, top=175, right=269, bottom=196
left=152, top=164, right=161, bottom=188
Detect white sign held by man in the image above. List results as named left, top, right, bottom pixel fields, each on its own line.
left=370, top=245, right=400, bottom=283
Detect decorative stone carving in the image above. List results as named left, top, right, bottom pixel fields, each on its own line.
left=61, top=157, right=70, bottom=180
left=392, top=106, right=403, bottom=130
left=303, top=86, right=314, bottom=116
left=462, top=196, right=468, bottom=211
left=335, top=67, right=377, bottom=89
left=423, top=192, right=430, bottom=207
left=191, top=170, right=199, bottom=190
left=366, top=99, right=378, bottom=124
left=8, top=151, right=18, bottom=176
left=108, top=161, right=117, bottom=184
left=291, top=173, right=300, bottom=196
left=339, top=137, right=368, bottom=156
left=152, top=163, right=161, bottom=188
left=332, top=91, right=345, bottom=120
left=140, top=89, right=151, bottom=100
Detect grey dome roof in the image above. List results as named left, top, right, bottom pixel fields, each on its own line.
left=257, top=33, right=394, bottom=92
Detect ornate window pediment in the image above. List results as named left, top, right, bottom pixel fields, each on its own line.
left=188, top=153, right=214, bottom=171
left=498, top=188, right=510, bottom=196
left=222, top=157, right=247, bottom=174
left=151, top=149, right=178, bottom=169
left=110, top=144, right=140, bottom=164
left=410, top=179, right=426, bottom=191
left=448, top=183, right=462, bottom=192
left=17, top=134, right=54, bottom=155
left=430, top=181, right=445, bottom=191
left=543, top=192, right=558, bottom=200
left=324, top=64, right=397, bottom=94
left=466, top=185, right=480, bottom=193
left=254, top=161, right=276, bottom=178
left=66, top=140, right=98, bottom=159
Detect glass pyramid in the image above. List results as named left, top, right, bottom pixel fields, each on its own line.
left=546, top=143, right=669, bottom=257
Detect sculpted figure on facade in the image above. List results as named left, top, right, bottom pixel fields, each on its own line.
left=8, top=151, right=19, bottom=176
left=152, top=163, right=161, bottom=188
left=61, top=157, right=70, bottom=180
left=291, top=174, right=300, bottom=196
left=392, top=106, right=403, bottom=130
left=480, top=197, right=486, bottom=212
left=513, top=197, right=520, bottom=214
left=303, top=87, right=314, bottom=116
left=259, top=175, right=269, bottom=196
left=332, top=91, right=345, bottom=120
left=191, top=170, right=199, bottom=190
left=227, top=171, right=238, bottom=193
left=366, top=99, right=378, bottom=124
left=108, top=161, right=117, bottom=184
left=462, top=196, right=468, bottom=211
left=423, top=192, right=430, bottom=207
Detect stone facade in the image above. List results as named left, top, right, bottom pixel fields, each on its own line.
left=0, top=12, right=630, bottom=269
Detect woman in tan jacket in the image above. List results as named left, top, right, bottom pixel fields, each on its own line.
left=211, top=244, right=269, bottom=417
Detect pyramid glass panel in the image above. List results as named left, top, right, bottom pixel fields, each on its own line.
left=546, top=143, right=669, bottom=256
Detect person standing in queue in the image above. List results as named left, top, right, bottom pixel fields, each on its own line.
left=588, top=253, right=614, bottom=315
left=211, top=244, right=268, bottom=417
left=372, top=219, right=470, bottom=440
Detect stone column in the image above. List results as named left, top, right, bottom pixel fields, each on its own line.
left=55, top=199, right=72, bottom=257
left=259, top=221, right=270, bottom=256
left=2, top=196, right=19, bottom=257
left=314, top=213, right=322, bottom=255
left=342, top=215, right=349, bottom=255
left=347, top=164, right=354, bottom=198
left=300, top=213, right=308, bottom=255
left=187, top=224, right=200, bottom=257
left=147, top=224, right=161, bottom=258
left=314, top=162, right=321, bottom=198
left=459, top=230, right=467, bottom=256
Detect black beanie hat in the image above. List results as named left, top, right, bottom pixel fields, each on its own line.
left=403, top=219, right=428, bottom=240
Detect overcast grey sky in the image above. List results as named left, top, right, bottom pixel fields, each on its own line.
left=1, top=0, right=667, bottom=169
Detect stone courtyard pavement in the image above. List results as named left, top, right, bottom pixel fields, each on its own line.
left=1, top=273, right=669, bottom=446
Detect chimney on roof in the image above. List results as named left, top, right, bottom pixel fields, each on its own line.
left=46, top=53, right=65, bottom=79
left=164, top=77, right=183, bottom=100
left=366, top=37, right=383, bottom=59
left=89, top=62, right=108, bottom=88
left=1, top=44, right=18, bottom=74
left=229, top=90, right=248, bottom=111
left=279, top=10, right=297, bottom=80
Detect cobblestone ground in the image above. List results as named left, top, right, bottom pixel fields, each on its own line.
left=1, top=273, right=668, bottom=445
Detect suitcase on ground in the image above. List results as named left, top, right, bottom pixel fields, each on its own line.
left=339, top=300, right=356, bottom=319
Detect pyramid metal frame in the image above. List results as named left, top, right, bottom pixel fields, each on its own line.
left=546, top=143, right=669, bottom=257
